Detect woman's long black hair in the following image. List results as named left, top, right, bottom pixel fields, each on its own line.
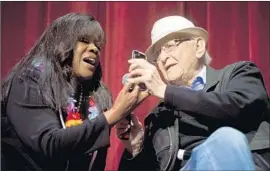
left=1, top=13, right=112, bottom=113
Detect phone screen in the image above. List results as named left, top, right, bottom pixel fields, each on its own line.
left=131, top=50, right=147, bottom=91
left=132, top=50, right=147, bottom=60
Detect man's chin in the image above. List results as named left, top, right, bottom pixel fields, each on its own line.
left=167, top=77, right=184, bottom=86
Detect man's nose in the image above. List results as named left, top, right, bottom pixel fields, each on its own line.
left=158, top=52, right=169, bottom=63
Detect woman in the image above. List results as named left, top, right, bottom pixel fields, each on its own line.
left=1, top=13, right=140, bottom=171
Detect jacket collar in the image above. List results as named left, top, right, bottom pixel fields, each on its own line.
left=203, top=66, right=221, bottom=92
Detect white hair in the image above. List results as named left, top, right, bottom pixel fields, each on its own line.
left=204, top=51, right=212, bottom=65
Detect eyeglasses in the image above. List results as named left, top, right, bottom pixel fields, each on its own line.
left=150, top=38, right=191, bottom=64
left=162, top=38, right=191, bottom=53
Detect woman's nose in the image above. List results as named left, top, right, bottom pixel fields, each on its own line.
left=87, top=44, right=99, bottom=55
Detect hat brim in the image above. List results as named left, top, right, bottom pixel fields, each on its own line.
left=145, top=27, right=208, bottom=63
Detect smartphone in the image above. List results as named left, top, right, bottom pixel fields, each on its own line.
left=119, top=51, right=147, bottom=140
left=132, top=50, right=147, bottom=60
left=131, top=50, right=147, bottom=91
left=119, top=114, right=132, bottom=140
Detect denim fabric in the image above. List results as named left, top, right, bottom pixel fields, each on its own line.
left=181, top=127, right=255, bottom=170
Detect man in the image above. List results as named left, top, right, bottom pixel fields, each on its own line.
left=116, top=16, right=270, bottom=170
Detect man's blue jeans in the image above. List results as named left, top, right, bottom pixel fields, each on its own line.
left=181, top=127, right=255, bottom=170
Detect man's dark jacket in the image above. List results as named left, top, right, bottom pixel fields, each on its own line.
left=119, top=61, right=270, bottom=171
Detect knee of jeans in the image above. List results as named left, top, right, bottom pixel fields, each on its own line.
left=212, top=127, right=248, bottom=147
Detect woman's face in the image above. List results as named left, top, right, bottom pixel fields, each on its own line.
left=72, top=37, right=101, bottom=80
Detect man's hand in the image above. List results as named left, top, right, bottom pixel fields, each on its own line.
left=115, top=114, right=144, bottom=157
left=127, top=59, right=167, bottom=99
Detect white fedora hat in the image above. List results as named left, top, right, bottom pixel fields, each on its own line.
left=145, top=16, right=208, bottom=63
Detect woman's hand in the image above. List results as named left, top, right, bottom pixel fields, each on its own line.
left=104, top=83, right=140, bottom=126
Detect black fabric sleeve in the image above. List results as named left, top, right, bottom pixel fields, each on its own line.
left=164, top=62, right=269, bottom=121
left=6, top=74, right=110, bottom=160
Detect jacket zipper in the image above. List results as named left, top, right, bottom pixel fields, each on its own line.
left=164, top=119, right=178, bottom=171
left=164, top=127, right=173, bottom=171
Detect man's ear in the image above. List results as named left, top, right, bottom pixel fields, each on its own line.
left=195, top=37, right=206, bottom=59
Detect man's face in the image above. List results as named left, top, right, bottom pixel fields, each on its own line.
left=154, top=37, right=206, bottom=85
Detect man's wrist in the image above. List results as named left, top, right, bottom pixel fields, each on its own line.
left=123, top=143, right=143, bottom=160
left=155, top=84, right=167, bottom=99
